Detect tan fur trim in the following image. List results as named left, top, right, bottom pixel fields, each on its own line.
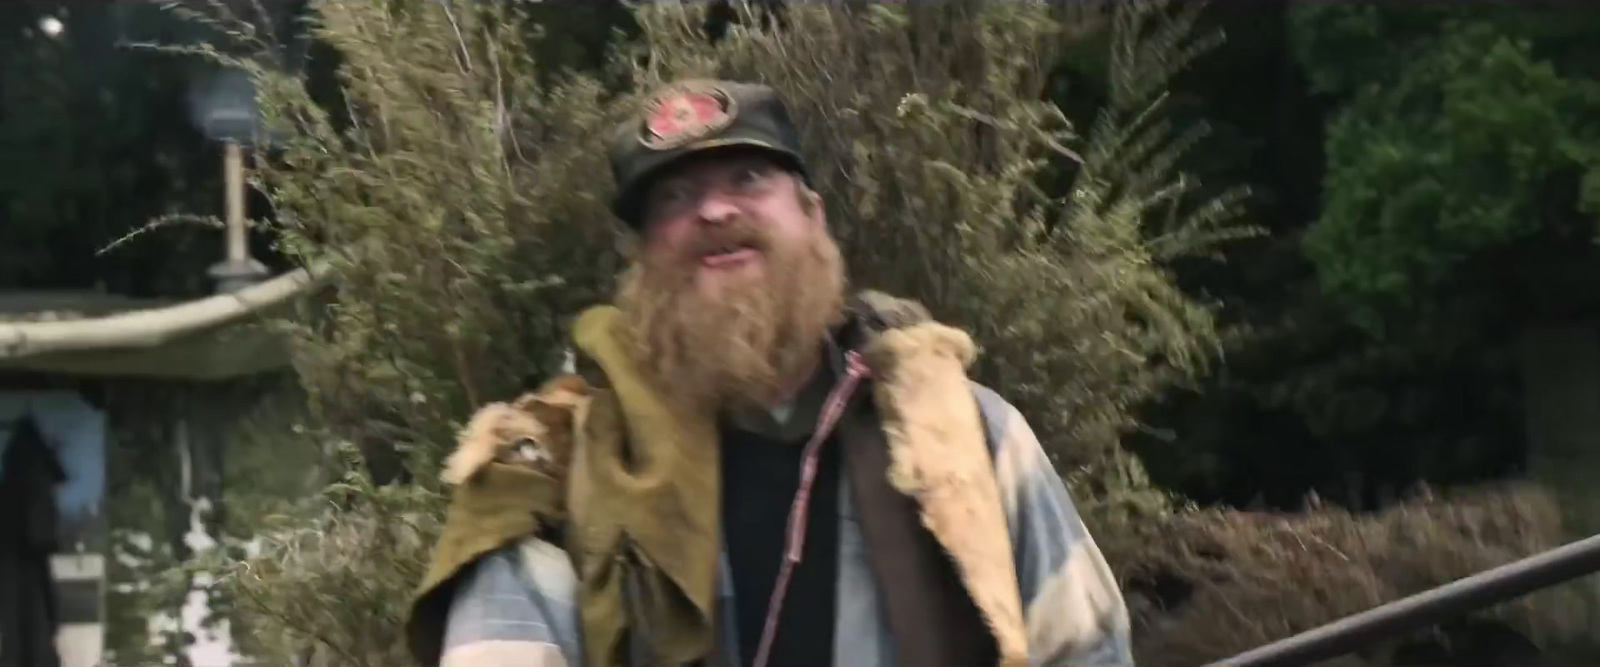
left=441, top=375, right=591, bottom=486
left=852, top=289, right=933, bottom=330
left=864, top=322, right=1029, bottom=667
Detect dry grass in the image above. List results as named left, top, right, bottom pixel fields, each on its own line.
left=1105, top=483, right=1586, bottom=665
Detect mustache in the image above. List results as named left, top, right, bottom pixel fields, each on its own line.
left=682, top=218, right=771, bottom=258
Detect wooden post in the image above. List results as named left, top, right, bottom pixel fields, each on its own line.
left=207, top=140, right=267, bottom=294
left=224, top=141, right=246, bottom=263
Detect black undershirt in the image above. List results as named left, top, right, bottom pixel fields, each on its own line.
left=720, top=424, right=843, bottom=667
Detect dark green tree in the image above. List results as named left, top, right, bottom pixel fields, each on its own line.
left=1291, top=2, right=1600, bottom=536
left=1133, top=2, right=1600, bottom=518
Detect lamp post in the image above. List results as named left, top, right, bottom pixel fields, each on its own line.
left=191, top=68, right=270, bottom=294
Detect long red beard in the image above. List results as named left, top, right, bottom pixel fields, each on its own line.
left=615, top=221, right=847, bottom=413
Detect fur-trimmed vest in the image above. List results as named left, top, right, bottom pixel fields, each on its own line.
left=405, top=292, right=1028, bottom=666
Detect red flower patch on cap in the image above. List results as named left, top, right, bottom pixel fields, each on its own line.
left=638, top=81, right=736, bottom=150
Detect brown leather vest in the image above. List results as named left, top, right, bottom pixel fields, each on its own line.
left=835, top=392, right=998, bottom=667
left=816, top=318, right=997, bottom=667
left=686, top=314, right=998, bottom=667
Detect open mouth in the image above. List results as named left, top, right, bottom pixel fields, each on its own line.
left=700, top=243, right=760, bottom=269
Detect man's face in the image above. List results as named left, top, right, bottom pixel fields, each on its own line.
left=615, top=149, right=848, bottom=411
left=637, top=151, right=822, bottom=294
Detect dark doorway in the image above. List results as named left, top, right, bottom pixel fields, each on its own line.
left=0, top=415, right=66, bottom=667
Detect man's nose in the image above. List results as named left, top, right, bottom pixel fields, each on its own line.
left=694, top=194, right=740, bottom=226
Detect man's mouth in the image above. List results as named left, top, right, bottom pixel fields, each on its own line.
left=700, top=244, right=760, bottom=269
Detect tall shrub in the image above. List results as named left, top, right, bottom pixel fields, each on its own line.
left=625, top=2, right=1251, bottom=521
left=166, top=1, right=1248, bottom=663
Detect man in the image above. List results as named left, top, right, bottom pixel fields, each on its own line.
left=404, top=79, right=1134, bottom=667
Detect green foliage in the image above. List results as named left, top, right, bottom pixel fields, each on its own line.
left=188, top=0, right=1248, bottom=494
left=1131, top=3, right=1600, bottom=512
left=103, top=482, right=186, bottom=665
left=188, top=451, right=442, bottom=667
left=1294, top=5, right=1600, bottom=330
left=156, top=0, right=1250, bottom=662
left=157, top=0, right=630, bottom=483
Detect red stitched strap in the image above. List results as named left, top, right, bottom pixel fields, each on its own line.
left=750, top=350, right=871, bottom=667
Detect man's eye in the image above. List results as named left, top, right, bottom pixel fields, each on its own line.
left=658, top=183, right=692, bottom=204
left=733, top=167, right=765, bottom=189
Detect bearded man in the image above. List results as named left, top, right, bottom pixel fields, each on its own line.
left=404, top=80, right=1135, bottom=667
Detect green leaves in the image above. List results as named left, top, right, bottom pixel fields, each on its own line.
left=1297, top=8, right=1600, bottom=331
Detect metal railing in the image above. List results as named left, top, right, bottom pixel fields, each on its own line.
left=1204, top=532, right=1600, bottom=667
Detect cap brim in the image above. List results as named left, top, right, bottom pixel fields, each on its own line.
left=612, top=139, right=807, bottom=228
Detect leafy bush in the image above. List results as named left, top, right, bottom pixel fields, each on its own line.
left=175, top=0, right=1250, bottom=499
left=624, top=1, right=1256, bottom=526
left=207, top=462, right=442, bottom=667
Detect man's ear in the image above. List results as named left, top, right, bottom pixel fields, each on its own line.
left=615, top=228, right=644, bottom=261
left=802, top=185, right=827, bottom=228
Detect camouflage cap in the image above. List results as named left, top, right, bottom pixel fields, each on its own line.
left=608, top=79, right=810, bottom=228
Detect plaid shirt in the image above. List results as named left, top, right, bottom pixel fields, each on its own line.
left=439, top=383, right=1134, bottom=666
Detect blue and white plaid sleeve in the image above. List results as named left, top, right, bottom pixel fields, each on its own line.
left=975, top=384, right=1136, bottom=667
left=440, top=539, right=585, bottom=667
